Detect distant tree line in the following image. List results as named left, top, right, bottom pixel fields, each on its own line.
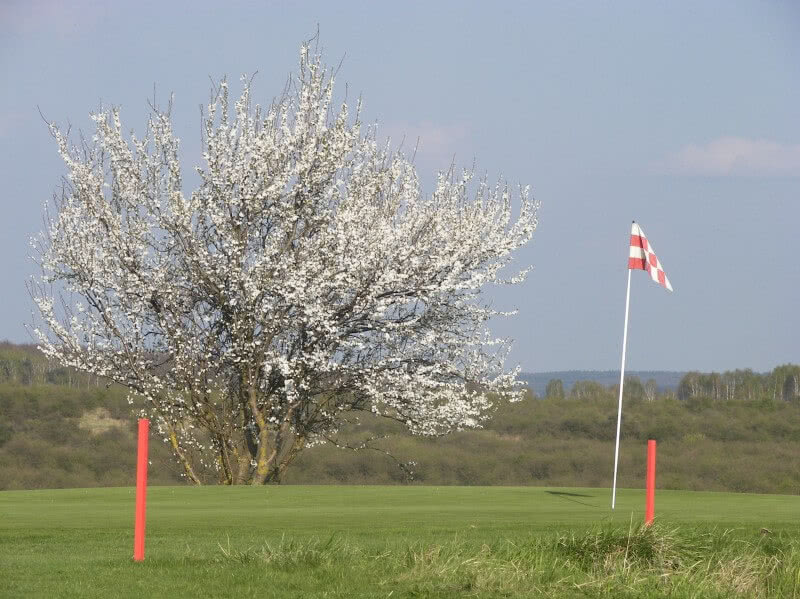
left=3, top=341, right=798, bottom=404
left=544, top=376, right=664, bottom=402
left=543, top=365, right=800, bottom=403
left=676, top=366, right=800, bottom=402
left=0, top=342, right=102, bottom=388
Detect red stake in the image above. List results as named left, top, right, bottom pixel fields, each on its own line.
left=645, top=439, right=656, bottom=525
left=134, top=418, right=149, bottom=561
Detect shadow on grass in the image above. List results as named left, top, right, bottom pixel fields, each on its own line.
left=545, top=490, right=600, bottom=508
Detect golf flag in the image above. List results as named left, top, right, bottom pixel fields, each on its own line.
left=612, top=221, right=673, bottom=510
left=629, top=222, right=673, bottom=291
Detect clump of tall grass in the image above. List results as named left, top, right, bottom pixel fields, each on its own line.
left=217, top=525, right=800, bottom=597
left=548, top=522, right=794, bottom=596
left=553, top=521, right=682, bottom=572
left=217, top=533, right=357, bottom=570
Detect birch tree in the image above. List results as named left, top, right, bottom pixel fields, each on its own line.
left=31, top=44, right=538, bottom=484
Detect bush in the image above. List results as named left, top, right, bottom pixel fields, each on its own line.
left=3, top=369, right=800, bottom=492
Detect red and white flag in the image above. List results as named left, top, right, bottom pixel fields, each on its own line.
left=613, top=221, right=674, bottom=509
left=628, top=222, right=672, bottom=291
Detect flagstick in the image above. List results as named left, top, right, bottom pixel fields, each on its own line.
left=611, top=269, right=632, bottom=510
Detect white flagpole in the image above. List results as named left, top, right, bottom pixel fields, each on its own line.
left=611, top=267, right=632, bottom=510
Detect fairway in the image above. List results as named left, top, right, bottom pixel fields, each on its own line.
left=2, top=485, right=799, bottom=598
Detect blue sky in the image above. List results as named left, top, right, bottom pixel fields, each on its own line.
left=1, top=0, right=797, bottom=373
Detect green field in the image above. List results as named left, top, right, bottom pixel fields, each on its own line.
left=2, top=486, right=799, bottom=598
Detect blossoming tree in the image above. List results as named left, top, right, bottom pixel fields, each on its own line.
left=31, top=44, right=538, bottom=484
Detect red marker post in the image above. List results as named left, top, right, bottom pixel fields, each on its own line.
left=645, top=439, right=656, bottom=525
left=134, top=418, right=149, bottom=561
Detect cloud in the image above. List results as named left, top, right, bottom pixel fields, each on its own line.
left=377, top=121, right=470, bottom=171
left=659, top=137, right=800, bottom=176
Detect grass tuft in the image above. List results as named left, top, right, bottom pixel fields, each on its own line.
left=218, top=533, right=356, bottom=570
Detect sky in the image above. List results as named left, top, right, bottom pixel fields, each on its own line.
left=0, top=0, right=797, bottom=373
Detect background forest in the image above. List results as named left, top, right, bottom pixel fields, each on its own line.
left=1, top=342, right=798, bottom=493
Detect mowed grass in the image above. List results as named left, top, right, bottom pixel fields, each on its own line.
left=1, top=485, right=799, bottom=598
